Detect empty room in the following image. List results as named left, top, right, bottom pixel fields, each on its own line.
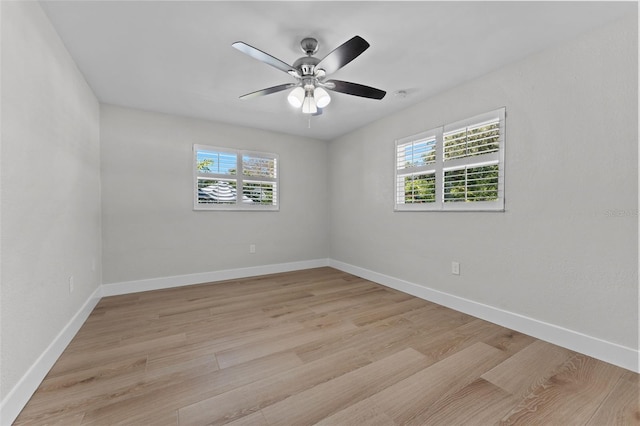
left=1, top=1, right=638, bottom=424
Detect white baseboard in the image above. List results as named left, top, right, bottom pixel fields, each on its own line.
left=328, top=259, right=639, bottom=373
left=101, top=259, right=330, bottom=297
left=0, top=286, right=103, bottom=425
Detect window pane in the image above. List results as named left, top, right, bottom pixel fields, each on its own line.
left=444, top=164, right=499, bottom=203
left=243, top=181, right=276, bottom=205
left=243, top=156, right=277, bottom=178
left=196, top=150, right=237, bottom=175
left=397, top=138, right=436, bottom=170
left=197, top=179, right=238, bottom=204
left=444, top=119, right=500, bottom=161
left=398, top=172, right=436, bottom=204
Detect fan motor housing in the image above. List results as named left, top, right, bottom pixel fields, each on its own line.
left=293, top=56, right=320, bottom=76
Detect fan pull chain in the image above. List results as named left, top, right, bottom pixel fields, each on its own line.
left=308, top=117, right=311, bottom=129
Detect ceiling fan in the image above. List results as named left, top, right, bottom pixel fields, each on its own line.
left=232, top=35, right=386, bottom=114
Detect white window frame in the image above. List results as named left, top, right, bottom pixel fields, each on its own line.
left=394, top=108, right=505, bottom=212
left=193, top=144, right=279, bottom=211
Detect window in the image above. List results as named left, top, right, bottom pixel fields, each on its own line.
left=194, top=144, right=278, bottom=210
left=395, top=108, right=505, bottom=211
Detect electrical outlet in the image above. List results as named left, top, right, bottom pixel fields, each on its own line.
left=249, top=244, right=256, bottom=254
left=69, top=276, right=75, bottom=293
left=451, top=261, right=460, bottom=275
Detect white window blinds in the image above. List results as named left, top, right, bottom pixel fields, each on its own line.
left=194, top=145, right=279, bottom=210
left=395, top=108, right=505, bottom=211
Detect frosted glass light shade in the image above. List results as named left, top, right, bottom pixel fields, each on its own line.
left=302, top=94, right=317, bottom=114
left=314, top=87, right=331, bottom=108
left=287, top=87, right=305, bottom=108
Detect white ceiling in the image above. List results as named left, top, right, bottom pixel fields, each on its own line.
left=41, top=1, right=633, bottom=141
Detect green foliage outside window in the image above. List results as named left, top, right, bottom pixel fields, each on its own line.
left=444, top=121, right=500, bottom=160
left=444, top=165, right=499, bottom=202
left=403, top=173, right=436, bottom=203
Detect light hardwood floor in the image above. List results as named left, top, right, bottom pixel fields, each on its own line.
left=15, top=267, right=639, bottom=425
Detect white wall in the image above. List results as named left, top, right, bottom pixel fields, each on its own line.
left=1, top=0, right=101, bottom=405
left=100, top=105, right=328, bottom=285
left=329, top=16, right=638, bottom=351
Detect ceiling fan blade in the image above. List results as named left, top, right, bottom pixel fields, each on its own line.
left=325, top=80, right=386, bottom=100
left=317, top=36, right=370, bottom=75
left=239, top=83, right=297, bottom=100
left=232, top=42, right=295, bottom=74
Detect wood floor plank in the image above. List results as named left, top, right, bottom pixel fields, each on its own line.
left=145, top=351, right=218, bottom=378
left=177, top=348, right=370, bottom=425
left=349, top=296, right=430, bottom=326
left=78, top=351, right=304, bottom=425
left=481, top=339, right=573, bottom=397
left=482, top=327, right=537, bottom=356
left=215, top=319, right=358, bottom=369
left=412, top=317, right=511, bottom=363
left=82, top=409, right=179, bottom=426
left=14, top=267, right=637, bottom=425
left=293, top=315, right=416, bottom=364
left=316, top=342, right=504, bottom=425
left=13, top=357, right=149, bottom=422
left=224, top=411, right=269, bottom=426
left=404, top=378, right=518, bottom=426
left=307, top=288, right=404, bottom=316
left=182, top=320, right=305, bottom=356
left=586, top=370, right=640, bottom=425
left=13, top=411, right=86, bottom=426
left=315, top=407, right=396, bottom=426
left=38, top=356, right=148, bottom=393
left=13, top=375, right=145, bottom=424
left=183, top=309, right=300, bottom=342
left=500, top=353, right=627, bottom=425
left=385, top=342, right=509, bottom=424
left=261, top=348, right=428, bottom=425
left=47, top=333, right=186, bottom=377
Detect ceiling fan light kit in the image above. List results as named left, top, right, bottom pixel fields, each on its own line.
left=302, top=92, right=317, bottom=114
left=232, top=35, right=386, bottom=115
left=314, top=87, right=331, bottom=108
left=287, top=86, right=305, bottom=108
